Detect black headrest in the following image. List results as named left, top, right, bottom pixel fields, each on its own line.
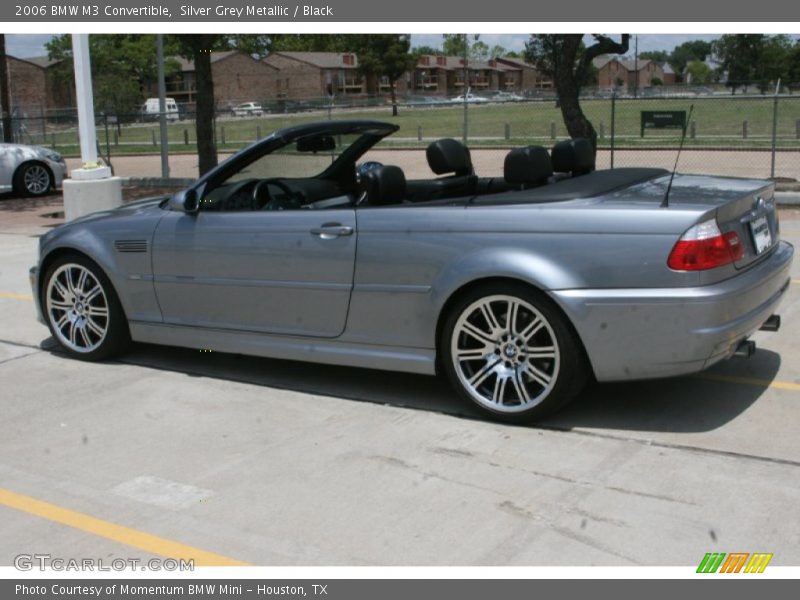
left=426, top=138, right=473, bottom=177
left=361, top=165, right=406, bottom=206
left=551, top=137, right=595, bottom=175
left=504, top=146, right=553, bottom=187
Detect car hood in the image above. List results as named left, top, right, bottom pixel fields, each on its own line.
left=67, top=195, right=168, bottom=226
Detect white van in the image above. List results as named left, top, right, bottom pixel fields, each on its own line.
left=141, top=97, right=179, bottom=121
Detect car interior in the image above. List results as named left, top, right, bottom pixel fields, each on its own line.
left=194, top=132, right=612, bottom=213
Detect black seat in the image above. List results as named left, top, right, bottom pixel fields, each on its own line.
left=503, top=145, right=553, bottom=190
left=551, top=137, right=595, bottom=177
left=406, top=138, right=478, bottom=201
left=360, top=165, right=406, bottom=206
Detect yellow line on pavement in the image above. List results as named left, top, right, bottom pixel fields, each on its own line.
left=697, top=373, right=800, bottom=392
left=0, top=487, right=251, bottom=566
left=0, top=291, right=32, bottom=301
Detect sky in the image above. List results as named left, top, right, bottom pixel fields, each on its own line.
left=1, top=33, right=791, bottom=59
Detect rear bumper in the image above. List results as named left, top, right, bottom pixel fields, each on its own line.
left=552, top=241, right=794, bottom=382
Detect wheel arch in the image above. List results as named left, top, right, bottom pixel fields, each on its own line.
left=433, top=275, right=593, bottom=379
left=39, top=246, right=128, bottom=322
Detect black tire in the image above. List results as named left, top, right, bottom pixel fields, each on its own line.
left=14, top=161, right=53, bottom=197
left=440, top=282, right=588, bottom=423
left=41, top=253, right=131, bottom=361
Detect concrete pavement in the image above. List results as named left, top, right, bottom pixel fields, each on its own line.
left=0, top=209, right=798, bottom=567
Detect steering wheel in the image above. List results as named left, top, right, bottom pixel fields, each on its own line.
left=253, top=178, right=302, bottom=211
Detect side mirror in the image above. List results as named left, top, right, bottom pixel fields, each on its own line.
left=168, top=189, right=199, bottom=213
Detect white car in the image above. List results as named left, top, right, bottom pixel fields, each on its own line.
left=232, top=102, right=264, bottom=117
left=0, top=144, right=67, bottom=197
left=451, top=93, right=490, bottom=104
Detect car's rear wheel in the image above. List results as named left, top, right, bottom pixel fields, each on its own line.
left=441, top=283, right=588, bottom=423
left=14, top=162, right=52, bottom=197
left=42, top=255, right=130, bottom=361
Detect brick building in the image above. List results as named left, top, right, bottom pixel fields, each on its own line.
left=494, top=56, right=552, bottom=90
left=594, top=55, right=665, bottom=91
left=262, top=51, right=365, bottom=99
left=154, top=51, right=278, bottom=109
left=4, top=56, right=49, bottom=115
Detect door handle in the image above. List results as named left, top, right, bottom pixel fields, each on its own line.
left=310, top=224, right=354, bottom=239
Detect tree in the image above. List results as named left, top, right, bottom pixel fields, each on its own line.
left=669, top=40, right=711, bottom=80
left=639, top=50, right=669, bottom=62
left=526, top=34, right=630, bottom=148
left=685, top=60, right=712, bottom=84
left=442, top=34, right=467, bottom=57
left=712, top=35, right=764, bottom=93
left=351, top=35, right=417, bottom=117
left=269, top=34, right=351, bottom=53
left=788, top=42, right=800, bottom=90
left=46, top=34, right=182, bottom=114
left=411, top=45, right=441, bottom=56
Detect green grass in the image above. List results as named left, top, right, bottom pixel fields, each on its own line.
left=33, top=96, right=800, bottom=157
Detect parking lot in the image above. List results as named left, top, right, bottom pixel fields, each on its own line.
left=0, top=194, right=799, bottom=567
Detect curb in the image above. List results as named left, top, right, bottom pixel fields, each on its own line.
left=120, top=176, right=195, bottom=188
left=775, top=192, right=800, bottom=206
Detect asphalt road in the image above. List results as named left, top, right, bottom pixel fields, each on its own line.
left=0, top=203, right=798, bottom=567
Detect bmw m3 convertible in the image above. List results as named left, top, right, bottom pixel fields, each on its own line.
left=30, top=120, right=793, bottom=422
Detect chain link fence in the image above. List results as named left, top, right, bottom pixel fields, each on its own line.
left=4, top=92, right=799, bottom=181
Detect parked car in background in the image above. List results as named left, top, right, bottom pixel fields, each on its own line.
left=485, top=90, right=525, bottom=102
left=232, top=102, right=264, bottom=117
left=451, top=93, right=490, bottom=104
left=140, top=98, right=179, bottom=122
left=0, top=144, right=67, bottom=197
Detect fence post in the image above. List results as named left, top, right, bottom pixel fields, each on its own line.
left=550, top=121, right=556, bottom=140
left=221, top=125, right=226, bottom=145
left=796, top=119, right=800, bottom=139
left=151, top=130, right=157, bottom=146
left=599, top=121, right=605, bottom=139
left=183, top=129, right=189, bottom=145
left=770, top=92, right=779, bottom=178
left=610, top=92, right=616, bottom=169
left=417, top=125, right=422, bottom=141
left=103, top=113, right=111, bottom=166
left=256, top=125, right=261, bottom=140
left=743, top=120, right=748, bottom=139
left=504, top=123, right=510, bottom=140
left=690, top=121, right=696, bottom=139
left=113, top=130, right=118, bottom=146
left=50, top=133, right=56, bottom=150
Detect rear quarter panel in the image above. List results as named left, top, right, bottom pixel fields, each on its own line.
left=344, top=202, right=705, bottom=349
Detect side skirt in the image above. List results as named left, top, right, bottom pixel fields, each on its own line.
left=129, top=321, right=437, bottom=376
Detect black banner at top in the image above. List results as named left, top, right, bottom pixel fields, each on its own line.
left=2, top=0, right=800, bottom=22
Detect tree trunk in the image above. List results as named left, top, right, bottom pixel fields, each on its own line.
left=0, top=35, right=13, bottom=143
left=390, top=85, right=398, bottom=117
left=552, top=36, right=598, bottom=147
left=193, top=46, right=217, bottom=176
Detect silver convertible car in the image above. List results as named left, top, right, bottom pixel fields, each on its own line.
left=29, top=120, right=793, bottom=422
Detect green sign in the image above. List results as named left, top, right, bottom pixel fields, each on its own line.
left=641, top=110, right=687, bottom=137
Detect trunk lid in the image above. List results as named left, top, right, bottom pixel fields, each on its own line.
left=607, top=173, right=779, bottom=270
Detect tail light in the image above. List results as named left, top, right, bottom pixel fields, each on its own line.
left=668, top=218, right=744, bottom=271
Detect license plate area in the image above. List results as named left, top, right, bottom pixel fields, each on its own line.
left=749, top=215, right=773, bottom=255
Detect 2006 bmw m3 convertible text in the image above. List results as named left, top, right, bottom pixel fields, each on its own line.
left=30, top=120, right=793, bottom=422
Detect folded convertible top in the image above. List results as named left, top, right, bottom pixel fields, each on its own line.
left=471, top=167, right=669, bottom=205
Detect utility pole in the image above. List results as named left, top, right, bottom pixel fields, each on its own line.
left=462, top=33, right=468, bottom=144
left=0, top=34, right=13, bottom=142
left=633, top=34, right=639, bottom=99
left=156, top=34, right=170, bottom=178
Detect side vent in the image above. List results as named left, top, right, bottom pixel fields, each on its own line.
left=114, top=239, right=148, bottom=253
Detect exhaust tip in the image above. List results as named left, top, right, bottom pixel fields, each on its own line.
left=760, top=314, right=781, bottom=332
left=733, top=339, right=756, bottom=359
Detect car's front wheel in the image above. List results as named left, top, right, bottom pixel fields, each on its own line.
left=441, top=283, right=588, bottom=423
left=14, top=162, right=53, bottom=197
left=42, top=254, right=130, bottom=360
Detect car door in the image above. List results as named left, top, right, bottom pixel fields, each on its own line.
left=151, top=208, right=357, bottom=338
